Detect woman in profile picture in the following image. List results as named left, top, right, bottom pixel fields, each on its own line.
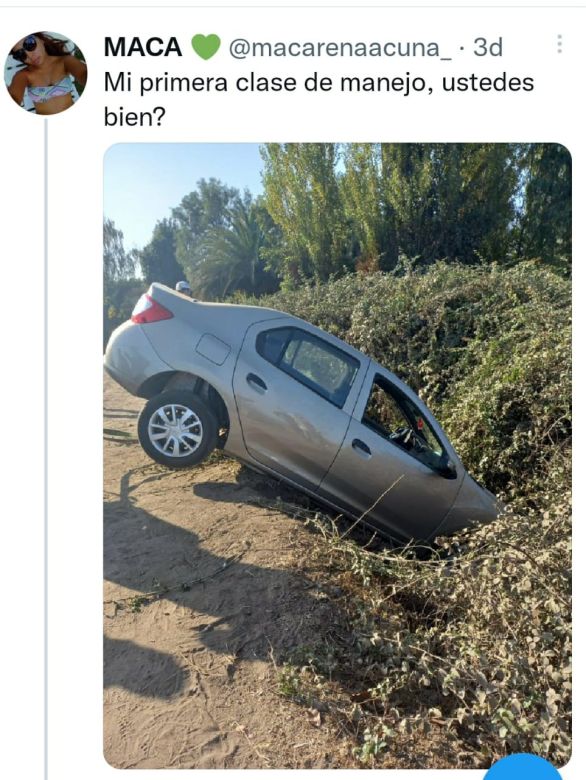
left=7, top=32, right=86, bottom=115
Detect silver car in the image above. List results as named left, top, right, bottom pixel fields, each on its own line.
left=104, top=283, right=500, bottom=543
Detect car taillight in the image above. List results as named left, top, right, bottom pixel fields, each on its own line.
left=131, top=294, right=174, bottom=324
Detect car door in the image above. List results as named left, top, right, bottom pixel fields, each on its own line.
left=232, top=319, right=367, bottom=491
left=318, top=364, right=464, bottom=542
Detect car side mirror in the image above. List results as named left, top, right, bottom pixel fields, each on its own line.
left=438, top=456, right=457, bottom=480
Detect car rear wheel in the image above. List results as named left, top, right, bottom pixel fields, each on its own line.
left=137, top=390, right=218, bottom=468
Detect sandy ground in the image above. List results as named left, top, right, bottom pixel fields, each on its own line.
left=103, top=374, right=352, bottom=769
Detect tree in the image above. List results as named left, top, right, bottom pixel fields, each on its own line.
left=193, top=194, right=278, bottom=299
left=261, top=143, right=351, bottom=283
left=171, top=178, right=239, bottom=276
left=103, top=217, right=135, bottom=283
left=382, top=143, right=434, bottom=263
left=138, top=218, right=185, bottom=287
left=381, top=144, right=517, bottom=266
left=103, top=218, right=141, bottom=344
left=515, top=144, right=571, bottom=272
left=341, top=144, right=519, bottom=271
left=453, top=143, right=517, bottom=263
left=341, top=144, right=398, bottom=271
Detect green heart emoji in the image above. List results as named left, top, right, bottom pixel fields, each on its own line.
left=191, top=34, right=221, bottom=60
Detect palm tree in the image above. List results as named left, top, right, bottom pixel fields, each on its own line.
left=194, top=194, right=278, bottom=299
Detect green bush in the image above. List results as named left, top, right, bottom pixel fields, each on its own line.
left=250, top=261, right=571, bottom=506
left=245, top=262, right=571, bottom=767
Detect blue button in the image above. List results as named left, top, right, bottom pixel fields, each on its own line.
left=485, top=754, right=562, bottom=778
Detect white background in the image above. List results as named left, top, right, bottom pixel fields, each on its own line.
left=0, top=2, right=583, bottom=778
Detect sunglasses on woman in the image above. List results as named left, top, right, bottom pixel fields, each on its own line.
left=11, top=35, right=37, bottom=63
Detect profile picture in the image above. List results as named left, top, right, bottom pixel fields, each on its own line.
left=5, top=31, right=86, bottom=115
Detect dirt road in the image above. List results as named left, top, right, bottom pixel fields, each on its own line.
left=103, top=374, right=351, bottom=768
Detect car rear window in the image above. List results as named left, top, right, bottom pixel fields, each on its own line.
left=256, top=327, right=359, bottom=408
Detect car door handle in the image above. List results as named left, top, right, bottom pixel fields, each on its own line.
left=352, top=438, right=371, bottom=458
left=246, top=373, right=267, bottom=392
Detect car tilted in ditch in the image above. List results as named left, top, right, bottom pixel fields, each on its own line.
left=104, top=283, right=500, bottom=543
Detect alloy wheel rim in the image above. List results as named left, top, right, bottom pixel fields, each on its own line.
left=148, top=403, right=203, bottom=457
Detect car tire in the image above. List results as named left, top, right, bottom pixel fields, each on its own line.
left=137, top=390, right=219, bottom=468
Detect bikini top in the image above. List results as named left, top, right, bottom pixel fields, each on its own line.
left=28, top=75, right=73, bottom=104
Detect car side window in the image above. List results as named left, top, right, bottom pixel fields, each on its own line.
left=362, top=374, right=445, bottom=471
left=256, top=327, right=359, bottom=408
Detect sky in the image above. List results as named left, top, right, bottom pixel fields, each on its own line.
left=103, top=143, right=265, bottom=252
